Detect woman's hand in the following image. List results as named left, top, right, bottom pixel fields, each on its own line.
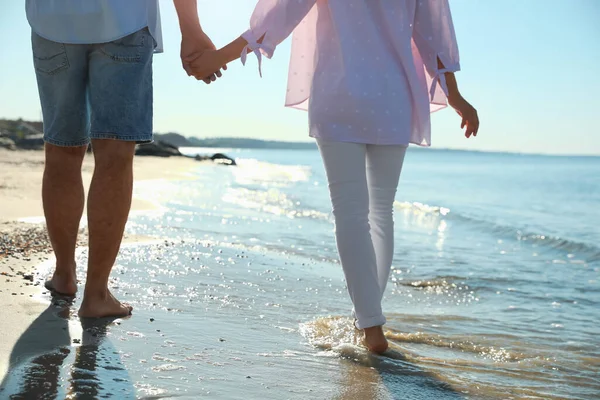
left=449, top=95, right=479, bottom=138
left=187, top=49, right=228, bottom=84
left=181, top=30, right=222, bottom=84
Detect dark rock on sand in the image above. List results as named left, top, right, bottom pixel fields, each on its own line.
left=211, top=153, right=236, bottom=166
left=135, top=139, right=236, bottom=166
left=0, top=119, right=45, bottom=150
left=13, top=133, right=45, bottom=150
left=0, top=137, right=16, bottom=150
left=194, top=153, right=236, bottom=166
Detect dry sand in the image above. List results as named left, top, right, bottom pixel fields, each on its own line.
left=0, top=148, right=199, bottom=380
left=0, top=148, right=198, bottom=220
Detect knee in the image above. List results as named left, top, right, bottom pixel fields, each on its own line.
left=91, top=140, right=136, bottom=168
left=369, top=207, right=394, bottom=224
left=45, top=143, right=87, bottom=170
left=332, top=203, right=370, bottom=230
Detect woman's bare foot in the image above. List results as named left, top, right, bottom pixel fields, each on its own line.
left=363, top=325, right=389, bottom=354
left=44, top=268, right=77, bottom=297
left=78, top=289, right=132, bottom=318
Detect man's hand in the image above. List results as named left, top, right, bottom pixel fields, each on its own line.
left=173, top=0, right=225, bottom=84
left=181, top=30, right=225, bottom=84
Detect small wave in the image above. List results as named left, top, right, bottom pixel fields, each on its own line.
left=386, top=312, right=480, bottom=324
left=301, top=316, right=526, bottom=364
left=385, top=330, right=524, bottom=363
left=394, top=276, right=480, bottom=303
left=515, top=232, right=600, bottom=261
left=222, top=187, right=330, bottom=221
left=151, top=364, right=186, bottom=372
left=299, top=320, right=565, bottom=400
left=233, top=159, right=312, bottom=185
left=300, top=317, right=389, bottom=365
left=300, top=316, right=363, bottom=350
left=399, top=277, right=470, bottom=290
left=394, top=201, right=450, bottom=216
left=394, top=201, right=600, bottom=260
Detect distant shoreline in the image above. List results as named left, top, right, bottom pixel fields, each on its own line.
left=154, top=133, right=599, bottom=157
left=178, top=141, right=600, bottom=159
left=2, top=119, right=597, bottom=157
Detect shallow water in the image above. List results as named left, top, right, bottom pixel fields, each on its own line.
left=2, top=148, right=599, bottom=399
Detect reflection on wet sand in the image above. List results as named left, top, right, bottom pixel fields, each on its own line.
left=334, top=359, right=386, bottom=400
left=332, top=346, right=467, bottom=400
left=0, top=296, right=72, bottom=399
left=300, top=317, right=465, bottom=400
left=66, top=317, right=134, bottom=399
left=0, top=296, right=134, bottom=399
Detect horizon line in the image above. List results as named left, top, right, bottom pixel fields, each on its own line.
left=174, top=136, right=600, bottom=158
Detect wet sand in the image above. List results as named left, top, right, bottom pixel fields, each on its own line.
left=0, top=148, right=198, bottom=382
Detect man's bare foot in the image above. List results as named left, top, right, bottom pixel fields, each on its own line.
left=78, top=289, right=132, bottom=318
left=44, top=268, right=77, bottom=297
left=363, top=325, right=389, bottom=354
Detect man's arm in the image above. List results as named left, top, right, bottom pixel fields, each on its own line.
left=173, top=0, right=202, bottom=34
left=173, top=0, right=224, bottom=83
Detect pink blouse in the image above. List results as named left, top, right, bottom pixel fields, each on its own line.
left=241, top=0, right=460, bottom=146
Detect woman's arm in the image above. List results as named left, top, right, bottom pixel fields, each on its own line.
left=188, top=0, right=316, bottom=80
left=187, top=36, right=254, bottom=81
left=439, top=58, right=460, bottom=102
left=221, top=37, right=257, bottom=64
left=413, top=0, right=478, bottom=138
left=438, top=59, right=479, bottom=138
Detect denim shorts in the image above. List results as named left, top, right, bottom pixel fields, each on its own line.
left=31, top=28, right=154, bottom=147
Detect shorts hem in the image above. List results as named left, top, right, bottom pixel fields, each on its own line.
left=44, top=136, right=90, bottom=147
left=90, top=132, right=153, bottom=144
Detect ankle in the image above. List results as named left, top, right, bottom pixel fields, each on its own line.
left=83, top=287, right=109, bottom=300
left=363, top=326, right=388, bottom=353
left=55, top=261, right=77, bottom=274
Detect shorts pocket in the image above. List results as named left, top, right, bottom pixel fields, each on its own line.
left=31, top=32, right=69, bottom=75
left=99, top=28, right=152, bottom=63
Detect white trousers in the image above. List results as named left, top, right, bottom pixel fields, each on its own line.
left=317, top=139, right=408, bottom=329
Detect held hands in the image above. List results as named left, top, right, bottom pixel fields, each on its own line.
left=180, top=30, right=227, bottom=84
left=183, top=35, right=248, bottom=84
left=449, top=95, right=479, bottom=138
left=187, top=50, right=229, bottom=83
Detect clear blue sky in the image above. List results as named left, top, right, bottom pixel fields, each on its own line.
left=1, top=1, right=599, bottom=155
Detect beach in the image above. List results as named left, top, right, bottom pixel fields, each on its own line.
left=0, top=148, right=197, bottom=384
left=0, top=147, right=599, bottom=399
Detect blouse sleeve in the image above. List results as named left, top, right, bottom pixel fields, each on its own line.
left=412, top=0, right=460, bottom=100
left=241, top=0, right=318, bottom=76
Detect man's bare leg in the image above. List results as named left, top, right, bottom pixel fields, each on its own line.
left=43, top=143, right=87, bottom=296
left=78, top=139, right=135, bottom=318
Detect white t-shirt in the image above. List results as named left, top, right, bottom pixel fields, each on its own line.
left=25, top=0, right=163, bottom=53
